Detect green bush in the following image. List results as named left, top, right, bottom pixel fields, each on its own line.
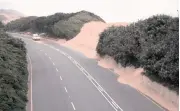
left=6, top=10, right=105, bottom=40
left=0, top=21, right=4, bottom=28
left=97, top=24, right=142, bottom=67
left=138, top=15, right=179, bottom=91
left=0, top=31, right=28, bottom=111
left=96, top=15, right=179, bottom=92
left=52, top=11, right=104, bottom=40
left=5, top=16, right=37, bottom=32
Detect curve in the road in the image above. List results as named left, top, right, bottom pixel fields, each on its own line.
left=41, top=43, right=123, bottom=111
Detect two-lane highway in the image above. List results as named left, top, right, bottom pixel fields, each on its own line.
left=10, top=33, right=165, bottom=111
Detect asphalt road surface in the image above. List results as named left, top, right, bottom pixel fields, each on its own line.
left=10, top=33, right=165, bottom=111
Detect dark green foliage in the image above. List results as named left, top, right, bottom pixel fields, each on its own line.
left=52, top=11, right=104, bottom=39
left=96, top=15, right=179, bottom=92
left=0, top=15, right=6, bottom=21
left=5, top=16, right=37, bottom=32
left=6, top=10, right=105, bottom=40
left=0, top=31, right=28, bottom=111
left=0, top=21, right=4, bottom=29
left=97, top=24, right=141, bottom=67
left=138, top=15, right=179, bottom=91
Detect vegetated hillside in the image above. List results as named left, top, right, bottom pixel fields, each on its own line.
left=0, top=23, right=28, bottom=111
left=6, top=10, right=105, bottom=40
left=52, top=11, right=105, bottom=40
left=0, top=21, right=4, bottom=29
left=0, top=9, right=24, bottom=24
left=6, top=16, right=37, bottom=32
left=0, top=15, right=6, bottom=21
left=96, top=15, right=179, bottom=93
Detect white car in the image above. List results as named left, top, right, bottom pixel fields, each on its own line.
left=32, top=34, right=41, bottom=40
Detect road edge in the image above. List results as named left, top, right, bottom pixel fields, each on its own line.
left=26, top=54, right=33, bottom=111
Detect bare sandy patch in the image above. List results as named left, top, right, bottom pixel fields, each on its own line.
left=98, top=56, right=179, bottom=111
left=63, top=21, right=127, bottom=58
left=56, top=21, right=178, bottom=111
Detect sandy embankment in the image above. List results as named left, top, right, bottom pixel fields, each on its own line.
left=59, top=21, right=178, bottom=111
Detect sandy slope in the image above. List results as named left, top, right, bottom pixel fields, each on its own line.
left=0, top=9, right=24, bottom=24
left=63, top=21, right=127, bottom=58
left=59, top=21, right=178, bottom=111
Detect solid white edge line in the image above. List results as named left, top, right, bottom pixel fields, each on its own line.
left=71, top=102, right=76, bottom=110
left=27, top=54, right=33, bottom=111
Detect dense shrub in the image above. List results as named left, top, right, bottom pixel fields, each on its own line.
left=6, top=10, right=105, bottom=40
left=138, top=15, right=179, bottom=91
left=96, top=15, right=179, bottom=92
left=0, top=31, right=28, bottom=111
left=53, top=11, right=104, bottom=40
left=97, top=24, right=142, bottom=67
left=0, top=15, right=6, bottom=21
left=5, top=16, right=37, bottom=32
left=0, top=21, right=4, bottom=29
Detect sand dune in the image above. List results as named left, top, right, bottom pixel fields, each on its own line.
left=59, top=21, right=178, bottom=111
left=0, top=9, right=24, bottom=24
left=63, top=21, right=127, bottom=58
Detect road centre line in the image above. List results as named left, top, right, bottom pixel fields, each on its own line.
left=71, top=102, right=76, bottom=110
left=67, top=60, right=121, bottom=111
left=56, top=68, right=59, bottom=72
left=60, top=76, right=63, bottom=80
left=46, top=45, right=123, bottom=111
left=64, top=87, right=68, bottom=93
left=112, top=101, right=119, bottom=109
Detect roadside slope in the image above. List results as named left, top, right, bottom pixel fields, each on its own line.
left=62, top=16, right=179, bottom=111
left=63, top=21, right=128, bottom=58
left=0, top=30, right=28, bottom=111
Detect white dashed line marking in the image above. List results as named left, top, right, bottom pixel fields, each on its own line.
left=56, top=68, right=59, bottom=72
left=71, top=102, right=76, bottom=110
left=43, top=44, right=123, bottom=111
left=52, top=62, right=55, bottom=66
left=64, top=87, right=68, bottom=93
left=60, top=76, right=62, bottom=80
left=56, top=49, right=59, bottom=51
left=49, top=57, right=51, bottom=60
left=45, top=53, right=47, bottom=56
